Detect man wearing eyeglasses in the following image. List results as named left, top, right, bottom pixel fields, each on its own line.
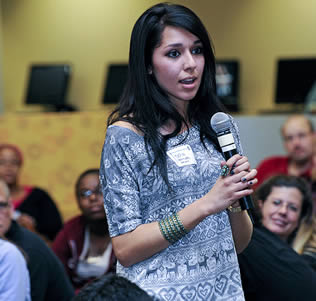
left=255, top=115, right=315, bottom=189
left=0, top=180, right=74, bottom=301
left=52, top=169, right=116, bottom=293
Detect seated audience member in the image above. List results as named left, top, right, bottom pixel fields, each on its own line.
left=255, top=174, right=314, bottom=242
left=238, top=175, right=316, bottom=301
left=0, top=143, right=63, bottom=242
left=292, top=216, right=316, bottom=270
left=255, top=115, right=314, bottom=189
left=0, top=179, right=74, bottom=301
left=72, top=274, right=152, bottom=301
left=52, top=169, right=115, bottom=292
left=0, top=238, right=31, bottom=301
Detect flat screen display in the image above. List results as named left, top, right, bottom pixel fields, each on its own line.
left=103, top=64, right=128, bottom=104
left=215, top=60, right=239, bottom=112
left=25, top=64, right=71, bottom=106
left=275, top=58, right=316, bottom=104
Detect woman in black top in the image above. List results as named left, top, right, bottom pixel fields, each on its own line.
left=238, top=175, right=316, bottom=300
left=0, top=143, right=62, bottom=242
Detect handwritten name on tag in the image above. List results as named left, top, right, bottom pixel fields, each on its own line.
left=167, top=145, right=197, bottom=167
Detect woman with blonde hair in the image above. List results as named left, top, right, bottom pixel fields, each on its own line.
left=292, top=216, right=316, bottom=270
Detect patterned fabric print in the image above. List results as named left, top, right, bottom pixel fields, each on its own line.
left=100, top=119, right=245, bottom=301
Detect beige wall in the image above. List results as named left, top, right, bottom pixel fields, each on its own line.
left=192, top=0, right=316, bottom=114
left=1, top=0, right=157, bottom=112
left=1, top=0, right=316, bottom=114
left=0, top=8, right=4, bottom=112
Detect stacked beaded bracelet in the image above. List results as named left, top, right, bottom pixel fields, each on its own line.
left=159, top=213, right=189, bottom=244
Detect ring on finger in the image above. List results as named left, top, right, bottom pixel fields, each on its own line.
left=221, top=165, right=229, bottom=177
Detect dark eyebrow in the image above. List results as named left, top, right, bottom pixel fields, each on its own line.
left=164, top=39, right=202, bottom=49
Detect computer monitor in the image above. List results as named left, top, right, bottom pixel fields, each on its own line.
left=25, top=64, right=71, bottom=111
left=215, top=60, right=239, bottom=112
left=103, top=64, right=128, bottom=104
left=275, top=58, right=316, bottom=104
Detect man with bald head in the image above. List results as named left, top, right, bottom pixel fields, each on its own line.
left=255, top=115, right=315, bottom=189
left=0, top=180, right=74, bottom=301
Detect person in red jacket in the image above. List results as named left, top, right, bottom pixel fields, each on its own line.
left=52, top=169, right=116, bottom=293
left=255, top=115, right=315, bottom=189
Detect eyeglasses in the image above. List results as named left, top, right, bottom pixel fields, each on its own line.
left=79, top=187, right=102, bottom=198
left=0, top=160, right=21, bottom=167
left=0, top=201, right=9, bottom=210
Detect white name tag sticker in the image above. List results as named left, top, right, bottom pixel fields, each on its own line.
left=167, top=145, right=197, bottom=167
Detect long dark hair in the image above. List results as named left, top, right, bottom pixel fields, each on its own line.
left=108, top=3, right=225, bottom=184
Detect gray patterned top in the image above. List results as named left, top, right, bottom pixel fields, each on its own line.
left=100, top=119, right=245, bottom=301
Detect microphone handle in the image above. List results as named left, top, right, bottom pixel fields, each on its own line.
left=222, top=148, right=255, bottom=223
left=222, top=148, right=238, bottom=161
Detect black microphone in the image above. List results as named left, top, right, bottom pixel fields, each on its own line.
left=211, top=112, right=254, bottom=223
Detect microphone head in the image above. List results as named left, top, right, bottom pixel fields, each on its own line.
left=210, top=112, right=231, bottom=134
